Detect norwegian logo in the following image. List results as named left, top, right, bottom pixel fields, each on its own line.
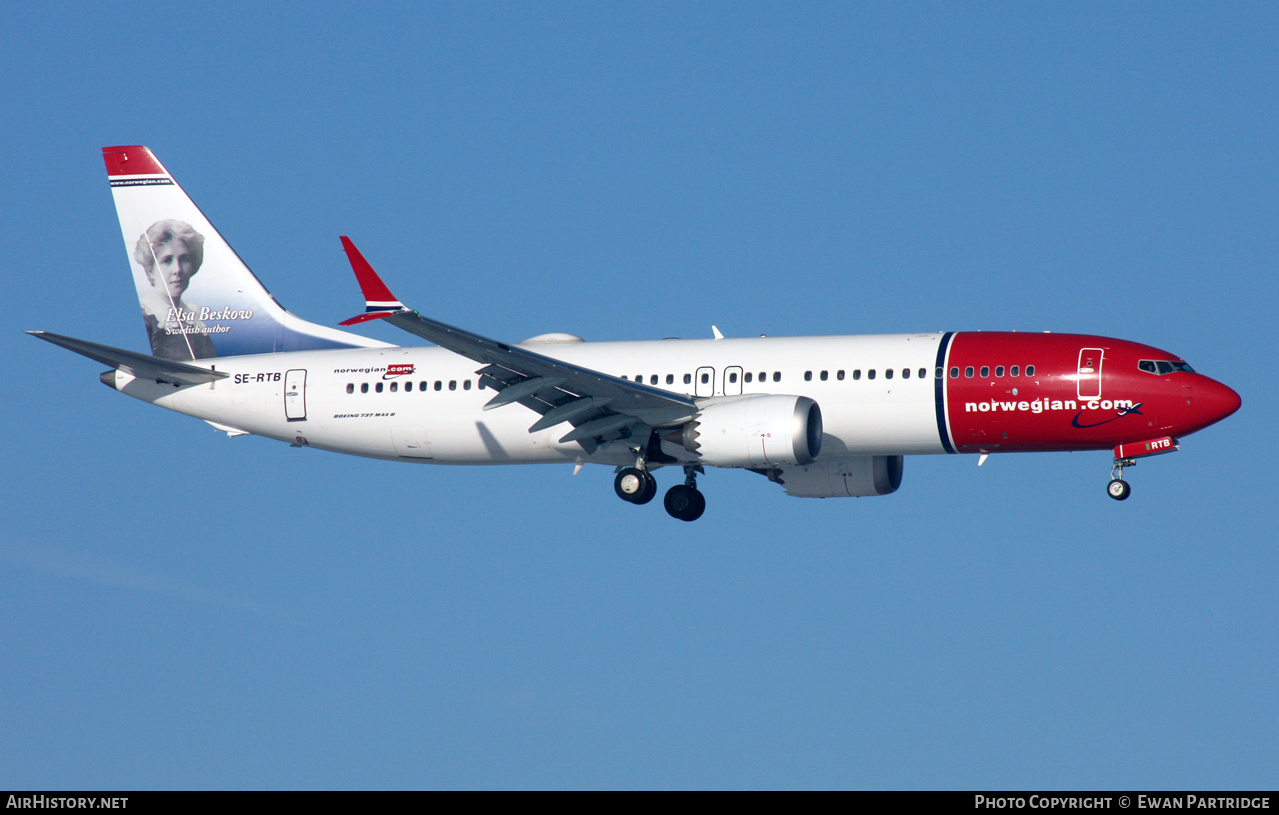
left=383, top=364, right=416, bottom=380
left=963, top=397, right=1143, bottom=430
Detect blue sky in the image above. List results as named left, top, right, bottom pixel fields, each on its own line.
left=1, top=2, right=1274, bottom=789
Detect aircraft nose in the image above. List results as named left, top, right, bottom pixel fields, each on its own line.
left=1193, top=376, right=1242, bottom=428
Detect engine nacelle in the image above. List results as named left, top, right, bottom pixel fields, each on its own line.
left=777, top=455, right=904, bottom=498
left=680, top=395, right=822, bottom=468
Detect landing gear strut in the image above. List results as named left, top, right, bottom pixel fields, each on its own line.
left=1107, top=457, right=1135, bottom=501
left=663, top=466, right=706, bottom=522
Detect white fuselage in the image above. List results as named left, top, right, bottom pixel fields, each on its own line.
left=112, top=333, right=950, bottom=467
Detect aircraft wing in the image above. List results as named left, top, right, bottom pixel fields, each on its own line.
left=28, top=331, right=229, bottom=385
left=338, top=237, right=698, bottom=448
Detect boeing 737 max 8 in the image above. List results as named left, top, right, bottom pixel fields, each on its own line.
left=29, top=146, right=1241, bottom=521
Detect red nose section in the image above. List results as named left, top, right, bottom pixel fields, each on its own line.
left=1191, top=377, right=1241, bottom=431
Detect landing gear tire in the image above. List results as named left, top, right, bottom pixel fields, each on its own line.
left=664, top=484, right=706, bottom=522
left=615, top=467, right=657, bottom=504
left=1107, top=479, right=1131, bottom=501
left=637, top=473, right=657, bottom=504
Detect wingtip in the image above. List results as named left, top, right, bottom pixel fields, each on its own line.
left=340, top=236, right=400, bottom=305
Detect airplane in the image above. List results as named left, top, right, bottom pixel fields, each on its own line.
left=29, top=146, right=1241, bottom=521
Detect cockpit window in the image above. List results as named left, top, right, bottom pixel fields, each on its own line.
left=1140, top=359, right=1195, bottom=375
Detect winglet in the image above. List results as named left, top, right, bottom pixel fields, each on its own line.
left=339, top=236, right=406, bottom=326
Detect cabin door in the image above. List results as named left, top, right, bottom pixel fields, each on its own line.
left=1077, top=349, right=1104, bottom=401
left=284, top=369, right=307, bottom=421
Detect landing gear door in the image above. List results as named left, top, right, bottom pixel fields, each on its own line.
left=285, top=369, right=307, bottom=421
left=1077, top=348, right=1103, bottom=401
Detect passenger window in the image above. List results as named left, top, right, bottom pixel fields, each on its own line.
left=375, top=382, right=384, bottom=393
left=804, top=371, right=812, bottom=381
left=1010, top=366, right=1019, bottom=377
left=464, top=380, right=472, bottom=390
left=759, top=372, right=766, bottom=382
left=435, top=381, right=443, bottom=391
left=995, top=366, right=1004, bottom=377
left=837, top=370, right=845, bottom=381
left=684, top=373, right=692, bottom=385
left=449, top=381, right=457, bottom=390
left=868, top=369, right=876, bottom=380
left=729, top=372, right=738, bottom=383
left=902, top=368, right=910, bottom=379
left=745, top=372, right=753, bottom=383
left=919, top=368, right=927, bottom=379
left=980, top=366, right=990, bottom=378
left=965, top=366, right=974, bottom=378
left=360, top=383, right=369, bottom=393
left=853, top=369, right=861, bottom=381
left=950, top=367, right=959, bottom=378
left=390, top=382, right=398, bottom=392
left=1026, top=365, right=1035, bottom=377
left=885, top=369, right=893, bottom=380
left=820, top=370, right=828, bottom=381
left=650, top=375, right=659, bottom=385
left=346, top=383, right=354, bottom=394
left=701, top=372, right=710, bottom=384
left=666, top=374, right=674, bottom=384
left=773, top=372, right=781, bottom=382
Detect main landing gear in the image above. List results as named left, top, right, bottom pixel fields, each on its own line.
left=614, top=463, right=706, bottom=521
left=614, top=467, right=657, bottom=505
left=1107, top=457, right=1136, bottom=501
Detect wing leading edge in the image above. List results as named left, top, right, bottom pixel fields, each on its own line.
left=337, top=238, right=698, bottom=450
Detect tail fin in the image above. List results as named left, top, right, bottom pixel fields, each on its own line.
left=103, top=146, right=388, bottom=359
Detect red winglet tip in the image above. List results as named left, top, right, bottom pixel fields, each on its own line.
left=340, top=236, right=398, bottom=303
left=339, top=312, right=395, bottom=327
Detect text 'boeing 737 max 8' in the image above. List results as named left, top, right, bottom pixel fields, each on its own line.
left=29, top=146, right=1241, bottom=521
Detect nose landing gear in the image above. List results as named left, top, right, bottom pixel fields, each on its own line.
left=1107, top=457, right=1135, bottom=501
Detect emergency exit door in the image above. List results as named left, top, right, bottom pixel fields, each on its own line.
left=284, top=369, right=307, bottom=421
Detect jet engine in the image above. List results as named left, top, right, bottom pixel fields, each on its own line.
left=678, top=395, right=822, bottom=468
left=774, top=455, right=904, bottom=498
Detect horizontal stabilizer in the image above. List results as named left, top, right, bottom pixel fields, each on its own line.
left=28, top=331, right=228, bottom=386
